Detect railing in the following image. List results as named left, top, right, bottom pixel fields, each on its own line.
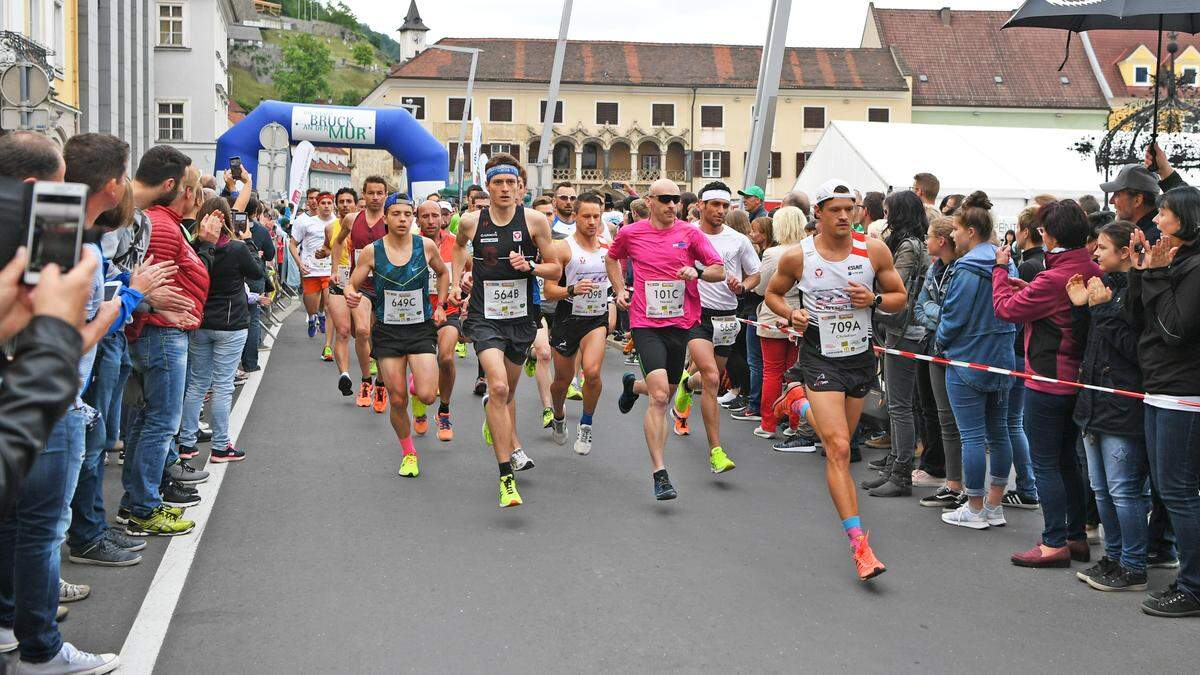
left=0, top=31, right=54, bottom=73
left=580, top=169, right=604, bottom=182
left=552, top=168, right=576, bottom=181
left=666, top=170, right=687, bottom=183
left=635, top=169, right=661, bottom=182
left=608, top=169, right=633, bottom=181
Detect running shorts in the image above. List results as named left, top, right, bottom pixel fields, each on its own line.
left=631, top=326, right=690, bottom=385
left=550, top=315, right=608, bottom=358
left=463, top=316, right=537, bottom=365
left=371, top=320, right=437, bottom=358
left=800, top=345, right=877, bottom=399
left=301, top=276, right=330, bottom=295
left=687, top=307, right=740, bottom=358
left=436, top=312, right=462, bottom=334
left=540, top=307, right=557, bottom=334
left=328, top=282, right=344, bottom=297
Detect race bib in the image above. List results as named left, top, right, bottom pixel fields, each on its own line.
left=644, top=280, right=684, bottom=318
left=711, top=315, right=741, bottom=347
left=336, top=266, right=350, bottom=287
left=817, top=308, right=871, bottom=357
left=429, top=261, right=451, bottom=294
left=383, top=289, right=424, bottom=325
left=305, top=250, right=331, bottom=276
left=571, top=281, right=610, bottom=317
left=484, top=279, right=527, bottom=320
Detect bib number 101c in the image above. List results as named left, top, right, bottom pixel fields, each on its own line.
left=645, top=280, right=684, bottom=318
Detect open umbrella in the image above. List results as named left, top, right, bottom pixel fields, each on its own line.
left=1004, top=0, right=1200, bottom=164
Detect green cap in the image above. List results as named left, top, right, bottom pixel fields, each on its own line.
left=738, top=185, right=765, bottom=200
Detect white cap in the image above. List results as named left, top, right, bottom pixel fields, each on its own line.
left=813, top=178, right=857, bottom=205
left=437, top=200, right=453, bottom=212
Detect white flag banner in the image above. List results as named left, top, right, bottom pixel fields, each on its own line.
left=475, top=153, right=489, bottom=187
left=287, top=141, right=316, bottom=212
left=471, top=116, right=484, bottom=185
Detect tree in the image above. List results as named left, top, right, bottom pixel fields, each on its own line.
left=351, top=42, right=374, bottom=68
left=273, top=33, right=334, bottom=103
left=337, top=90, right=363, bottom=107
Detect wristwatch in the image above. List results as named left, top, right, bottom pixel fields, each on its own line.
left=871, top=293, right=883, bottom=309
left=567, top=284, right=576, bottom=298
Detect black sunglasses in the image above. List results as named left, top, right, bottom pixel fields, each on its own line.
left=557, top=195, right=577, bottom=201
left=654, top=194, right=681, bottom=205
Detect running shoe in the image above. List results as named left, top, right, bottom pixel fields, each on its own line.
left=730, top=407, right=761, bottom=421
left=566, top=381, right=583, bottom=401
left=373, top=384, right=388, bottom=413
left=911, top=469, right=943, bottom=488
left=524, top=355, right=537, bottom=378
left=356, top=380, right=372, bottom=407
left=623, top=352, right=639, bottom=366
left=717, top=389, right=739, bottom=406
left=1001, top=490, right=1041, bottom=510
left=408, top=373, right=418, bottom=395
left=399, top=454, right=419, bottom=478
left=499, top=475, right=522, bottom=508
left=752, top=426, right=775, bottom=439
left=673, top=373, right=693, bottom=418
left=551, top=417, right=567, bottom=446
left=307, top=315, right=318, bottom=338
left=542, top=406, right=554, bottom=429
left=654, top=472, right=677, bottom=501
left=709, top=446, right=735, bottom=474
left=116, top=505, right=183, bottom=526
left=984, top=503, right=1007, bottom=527
left=672, top=408, right=690, bottom=436
left=321, top=346, right=333, bottom=361
left=574, top=424, right=593, bottom=455
left=852, top=533, right=886, bottom=581
left=617, top=373, right=638, bottom=414
left=210, top=444, right=246, bottom=463
left=772, top=383, right=808, bottom=427
left=436, top=412, right=454, bottom=441
left=317, top=313, right=326, bottom=334
left=455, top=342, right=467, bottom=358
left=773, top=434, right=817, bottom=453
left=941, top=503, right=989, bottom=529
left=126, top=506, right=195, bottom=537
left=481, top=395, right=493, bottom=446
left=473, top=376, right=487, bottom=396
left=722, top=395, right=749, bottom=411
left=177, top=444, right=198, bottom=461
left=413, top=414, right=429, bottom=436
left=511, top=448, right=535, bottom=472
left=338, top=373, right=354, bottom=397
left=370, top=359, right=378, bottom=378
left=919, top=486, right=962, bottom=508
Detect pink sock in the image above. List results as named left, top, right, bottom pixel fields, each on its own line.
left=400, top=436, right=417, bottom=456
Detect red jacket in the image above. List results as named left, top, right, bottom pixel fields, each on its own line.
left=128, top=205, right=211, bottom=339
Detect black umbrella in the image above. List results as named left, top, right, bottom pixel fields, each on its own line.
left=1003, top=0, right=1200, bottom=165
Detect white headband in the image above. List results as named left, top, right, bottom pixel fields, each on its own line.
left=701, top=189, right=731, bottom=202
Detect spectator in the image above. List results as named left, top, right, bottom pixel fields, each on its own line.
left=749, top=216, right=773, bottom=255
left=781, top=190, right=811, bottom=219
left=912, top=172, right=942, bottom=222
left=738, top=185, right=767, bottom=220
left=1101, top=165, right=1168, bottom=244
left=753, top=207, right=807, bottom=442
left=1078, top=194, right=1101, bottom=214
left=860, top=192, right=885, bottom=234
left=1003, top=207, right=1043, bottom=512
left=940, top=193, right=965, bottom=215
left=242, top=196, right=277, bottom=372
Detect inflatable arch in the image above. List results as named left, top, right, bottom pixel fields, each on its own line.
left=214, top=100, right=448, bottom=198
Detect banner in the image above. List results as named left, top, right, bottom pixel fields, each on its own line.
left=471, top=116, right=484, bottom=185
left=287, top=140, right=316, bottom=212
left=291, top=106, right=377, bottom=145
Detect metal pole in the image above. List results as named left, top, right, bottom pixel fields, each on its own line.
left=456, top=50, right=478, bottom=186
left=744, top=0, right=791, bottom=190
left=537, top=0, right=574, bottom=179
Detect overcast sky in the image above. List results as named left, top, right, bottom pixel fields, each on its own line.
left=341, top=0, right=1021, bottom=48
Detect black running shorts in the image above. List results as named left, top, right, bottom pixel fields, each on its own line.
left=464, top=316, right=537, bottom=365
left=550, top=315, right=608, bottom=358
left=371, top=320, right=437, bottom=358
left=436, top=312, right=462, bottom=334
left=631, top=327, right=690, bottom=385
left=800, top=345, right=877, bottom=399
left=686, top=307, right=741, bottom=358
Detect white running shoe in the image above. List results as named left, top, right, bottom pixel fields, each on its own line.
left=717, top=389, right=739, bottom=406
left=752, top=426, right=775, bottom=439
left=511, top=448, right=535, bottom=471
left=984, top=503, right=1007, bottom=527
left=941, top=503, right=989, bottom=530
left=12, top=642, right=119, bottom=674
left=551, top=418, right=567, bottom=446
left=574, top=424, right=593, bottom=455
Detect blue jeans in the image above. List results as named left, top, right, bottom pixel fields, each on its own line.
left=1144, top=405, right=1200, bottom=595
left=945, top=368, right=1012, bottom=498
left=745, top=318, right=762, bottom=414
left=1007, top=380, right=1038, bottom=499
left=1082, top=432, right=1150, bottom=571
left=122, top=325, right=189, bottom=519
left=68, top=332, right=129, bottom=550
left=179, top=329, right=248, bottom=450
left=242, top=302, right=261, bottom=371
left=0, top=409, right=86, bottom=662
left=1025, top=389, right=1087, bottom=548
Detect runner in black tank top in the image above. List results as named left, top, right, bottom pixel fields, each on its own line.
left=466, top=206, right=538, bottom=322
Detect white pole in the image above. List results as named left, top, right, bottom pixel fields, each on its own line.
left=744, top=0, right=791, bottom=190
left=537, top=0, right=574, bottom=178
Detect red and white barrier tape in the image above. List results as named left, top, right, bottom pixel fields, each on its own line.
left=736, top=317, right=1200, bottom=410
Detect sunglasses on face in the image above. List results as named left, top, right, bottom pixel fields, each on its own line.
left=653, top=194, right=681, bottom=205
left=557, top=195, right=577, bottom=201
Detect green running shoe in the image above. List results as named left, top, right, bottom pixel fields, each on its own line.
left=369, top=359, right=378, bottom=378
left=566, top=382, right=583, bottom=401
left=673, top=372, right=693, bottom=418
left=455, top=342, right=468, bottom=358
left=399, top=454, right=419, bottom=478
left=524, top=355, right=537, bottom=378
left=482, top=395, right=493, bottom=446
left=412, top=397, right=427, bottom=418
left=541, top=406, right=554, bottom=429
left=709, top=446, right=736, bottom=474
left=125, top=506, right=195, bottom=537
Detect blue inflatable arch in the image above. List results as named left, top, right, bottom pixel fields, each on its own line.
left=214, top=100, right=448, bottom=198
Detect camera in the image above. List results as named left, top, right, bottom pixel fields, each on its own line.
left=0, top=177, right=88, bottom=284
left=233, top=211, right=249, bottom=233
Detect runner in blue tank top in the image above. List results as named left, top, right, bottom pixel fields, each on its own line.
left=346, top=193, right=448, bottom=479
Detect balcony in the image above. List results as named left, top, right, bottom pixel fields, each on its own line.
left=0, top=30, right=55, bottom=74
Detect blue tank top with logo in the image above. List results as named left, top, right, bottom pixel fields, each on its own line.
left=372, top=235, right=432, bottom=325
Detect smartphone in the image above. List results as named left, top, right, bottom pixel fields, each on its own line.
left=233, top=211, right=249, bottom=232
left=23, top=182, right=88, bottom=285
left=611, top=182, right=624, bottom=189
left=103, top=281, right=122, bottom=301
left=229, top=156, right=242, bottom=178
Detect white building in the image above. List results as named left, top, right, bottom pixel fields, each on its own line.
left=152, top=0, right=240, bottom=173
left=77, top=0, right=157, bottom=163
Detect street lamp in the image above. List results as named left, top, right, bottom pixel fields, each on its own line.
left=429, top=44, right=482, bottom=203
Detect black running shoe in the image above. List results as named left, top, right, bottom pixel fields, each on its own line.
left=473, top=377, right=487, bottom=396
left=1001, top=490, right=1041, bottom=510
left=1142, top=586, right=1200, bottom=618
left=162, top=480, right=201, bottom=507
left=338, top=373, right=354, bottom=396
left=1147, top=550, right=1181, bottom=569
left=654, top=473, right=677, bottom=501
left=618, top=373, right=638, bottom=414
left=919, top=486, right=963, bottom=508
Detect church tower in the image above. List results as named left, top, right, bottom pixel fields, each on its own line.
left=397, top=0, right=430, bottom=64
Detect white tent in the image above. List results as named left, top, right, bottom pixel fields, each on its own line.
left=793, top=120, right=1192, bottom=228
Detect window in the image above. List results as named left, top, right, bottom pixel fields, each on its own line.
left=448, top=142, right=472, bottom=172
left=803, top=106, right=825, bottom=129
left=488, top=98, right=513, bottom=123
left=400, top=96, right=425, bottom=120
left=490, top=143, right=515, bottom=157
left=539, top=100, right=563, bottom=124
left=1181, top=67, right=1199, bottom=86
left=700, top=105, right=723, bottom=129
left=595, top=101, right=619, bottom=125
left=53, top=1, right=64, bottom=69
left=157, top=3, right=184, bottom=47
left=867, top=107, right=890, bottom=123
left=1134, top=66, right=1151, bottom=85
left=701, top=150, right=722, bottom=178
left=640, top=153, right=660, bottom=173
left=651, top=103, right=674, bottom=127
left=157, top=101, right=185, bottom=141
left=795, top=151, right=812, bottom=175
left=448, top=97, right=472, bottom=121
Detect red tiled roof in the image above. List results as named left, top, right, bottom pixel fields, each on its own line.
left=390, top=38, right=908, bottom=91
left=1084, top=30, right=1200, bottom=99
left=871, top=7, right=1108, bottom=110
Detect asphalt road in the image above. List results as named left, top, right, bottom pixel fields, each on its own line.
left=59, top=312, right=1200, bottom=672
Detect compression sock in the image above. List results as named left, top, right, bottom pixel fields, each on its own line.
left=438, top=402, right=449, bottom=415
left=499, top=461, right=513, bottom=477
left=400, top=435, right=417, bottom=457
left=843, top=516, right=864, bottom=543
left=789, top=398, right=812, bottom=423
left=580, top=411, right=594, bottom=426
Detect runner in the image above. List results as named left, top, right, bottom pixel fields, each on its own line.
left=333, top=175, right=391, bottom=412
left=324, top=186, right=358, bottom=392
left=344, top=192, right=447, bottom=478
left=545, top=191, right=612, bottom=454
left=607, top=178, right=725, bottom=500
left=669, top=182, right=761, bottom=468
left=764, top=178, right=907, bottom=581
left=548, top=183, right=586, bottom=400
left=289, top=191, right=336, bottom=346
left=451, top=153, right=560, bottom=507
left=416, top=200, right=461, bottom=441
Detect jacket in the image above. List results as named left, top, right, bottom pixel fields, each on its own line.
left=0, top=317, right=82, bottom=518
left=755, top=243, right=801, bottom=339
left=1128, top=241, right=1200, bottom=396
left=200, top=239, right=264, bottom=331
left=878, top=237, right=929, bottom=343
left=993, top=246, right=1101, bottom=396
left=935, top=242, right=1016, bottom=391
left=128, top=205, right=212, bottom=338
left=1013, top=246, right=1046, bottom=361
left=913, top=257, right=953, bottom=334
left=1071, top=272, right=1144, bottom=435
left=244, top=222, right=276, bottom=294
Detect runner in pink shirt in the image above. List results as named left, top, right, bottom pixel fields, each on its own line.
left=606, top=179, right=724, bottom=500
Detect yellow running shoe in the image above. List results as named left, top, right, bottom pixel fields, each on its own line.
left=523, top=355, right=537, bottom=378
left=710, top=446, right=736, bottom=474
left=499, top=474, right=522, bottom=508
left=482, top=395, right=493, bottom=446
left=369, top=359, right=378, bottom=378
left=541, top=406, right=553, bottom=429
left=455, top=342, right=467, bottom=358
left=412, top=398, right=428, bottom=434
left=566, top=382, right=583, bottom=401
left=399, top=454, right=419, bottom=478
left=673, top=373, right=693, bottom=418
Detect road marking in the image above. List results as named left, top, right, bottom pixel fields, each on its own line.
left=118, top=303, right=298, bottom=673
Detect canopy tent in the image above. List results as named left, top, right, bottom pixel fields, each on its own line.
left=793, top=120, right=1195, bottom=227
